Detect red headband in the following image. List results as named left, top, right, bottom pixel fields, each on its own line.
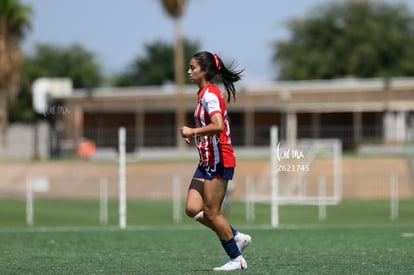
left=213, top=53, right=221, bottom=70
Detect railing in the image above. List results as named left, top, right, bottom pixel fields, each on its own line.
left=0, top=123, right=410, bottom=160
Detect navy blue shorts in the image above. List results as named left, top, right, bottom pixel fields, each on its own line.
left=193, top=162, right=235, bottom=180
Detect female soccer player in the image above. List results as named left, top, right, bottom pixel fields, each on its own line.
left=180, top=51, right=251, bottom=271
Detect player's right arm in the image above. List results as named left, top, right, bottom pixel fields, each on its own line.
left=180, top=113, right=223, bottom=139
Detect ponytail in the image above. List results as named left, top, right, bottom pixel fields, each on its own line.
left=192, top=51, right=244, bottom=103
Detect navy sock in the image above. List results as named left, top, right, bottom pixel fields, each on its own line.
left=220, top=238, right=241, bottom=259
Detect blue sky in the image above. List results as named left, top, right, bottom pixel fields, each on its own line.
left=21, top=0, right=413, bottom=82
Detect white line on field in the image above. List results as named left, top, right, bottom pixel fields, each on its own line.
left=0, top=223, right=412, bottom=234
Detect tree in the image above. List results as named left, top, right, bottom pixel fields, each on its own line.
left=114, top=39, right=200, bottom=86
left=7, top=83, right=35, bottom=123
left=23, top=43, right=103, bottom=89
left=160, top=0, right=186, bottom=87
left=160, top=0, right=187, bottom=151
left=273, top=1, right=414, bottom=80
left=7, top=43, right=103, bottom=123
left=0, top=0, right=32, bottom=146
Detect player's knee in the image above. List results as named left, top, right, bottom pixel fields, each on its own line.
left=188, top=210, right=204, bottom=221
left=203, top=207, right=219, bottom=222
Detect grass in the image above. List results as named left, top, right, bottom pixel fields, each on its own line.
left=1, top=224, right=413, bottom=274
left=2, top=198, right=414, bottom=227
left=0, top=198, right=414, bottom=274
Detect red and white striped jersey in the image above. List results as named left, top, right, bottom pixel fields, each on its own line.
left=194, top=83, right=236, bottom=168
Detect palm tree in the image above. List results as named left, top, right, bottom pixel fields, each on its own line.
left=0, top=0, right=32, bottom=147
left=160, top=0, right=186, bottom=151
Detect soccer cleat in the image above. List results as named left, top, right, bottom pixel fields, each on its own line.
left=213, top=255, right=248, bottom=272
left=234, top=232, right=252, bottom=253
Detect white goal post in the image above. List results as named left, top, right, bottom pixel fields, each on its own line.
left=267, top=126, right=343, bottom=227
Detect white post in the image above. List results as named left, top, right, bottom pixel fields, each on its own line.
left=119, top=127, right=127, bottom=229
left=245, top=176, right=255, bottom=222
left=25, top=176, right=49, bottom=226
left=26, top=178, right=33, bottom=226
left=390, top=174, right=399, bottom=221
left=100, top=177, right=108, bottom=225
left=172, top=176, right=182, bottom=223
left=333, top=140, right=342, bottom=201
left=318, top=175, right=327, bottom=221
left=270, top=126, right=279, bottom=228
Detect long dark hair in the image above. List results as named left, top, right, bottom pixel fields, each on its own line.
left=192, top=51, right=244, bottom=103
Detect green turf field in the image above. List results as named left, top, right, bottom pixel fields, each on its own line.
left=0, top=198, right=413, bottom=274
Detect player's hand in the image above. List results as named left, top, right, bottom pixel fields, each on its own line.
left=180, top=126, right=193, bottom=144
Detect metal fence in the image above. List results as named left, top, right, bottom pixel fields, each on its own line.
left=1, top=122, right=411, bottom=160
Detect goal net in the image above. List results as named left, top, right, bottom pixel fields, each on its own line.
left=276, top=139, right=342, bottom=204
left=248, top=126, right=342, bottom=226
